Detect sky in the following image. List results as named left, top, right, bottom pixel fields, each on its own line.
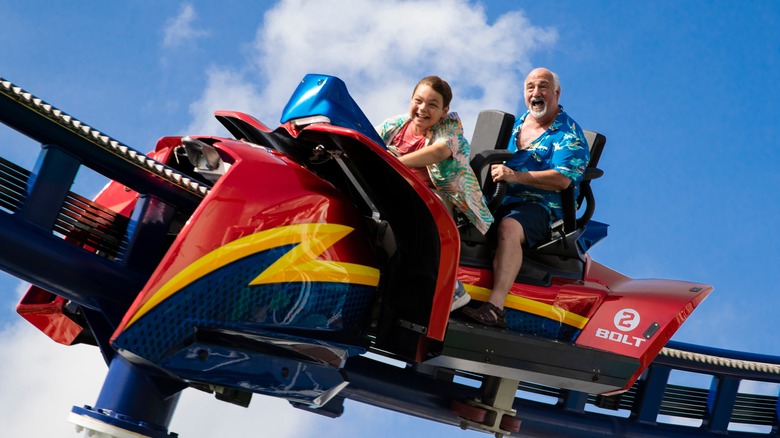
left=1, top=0, right=779, bottom=436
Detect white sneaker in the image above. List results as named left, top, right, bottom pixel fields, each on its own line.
left=451, top=280, right=471, bottom=312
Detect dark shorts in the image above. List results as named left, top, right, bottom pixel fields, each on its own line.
left=491, top=202, right=550, bottom=248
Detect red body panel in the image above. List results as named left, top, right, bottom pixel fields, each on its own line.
left=577, top=259, right=712, bottom=391
left=113, top=135, right=379, bottom=339
left=457, top=265, right=608, bottom=321
left=456, top=255, right=711, bottom=393
left=16, top=286, right=83, bottom=345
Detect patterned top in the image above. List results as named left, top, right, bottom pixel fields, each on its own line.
left=503, top=106, right=589, bottom=222
left=376, top=112, right=494, bottom=234
left=390, top=121, right=434, bottom=186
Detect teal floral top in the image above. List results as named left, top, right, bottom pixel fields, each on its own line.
left=376, top=112, right=494, bottom=234
left=503, top=106, right=589, bottom=222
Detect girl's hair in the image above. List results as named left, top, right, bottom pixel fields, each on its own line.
left=413, top=76, right=452, bottom=108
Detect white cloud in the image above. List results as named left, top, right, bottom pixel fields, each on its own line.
left=0, top=317, right=467, bottom=437
left=186, top=68, right=262, bottom=137
left=0, top=322, right=106, bottom=437
left=0, top=320, right=322, bottom=437
left=186, top=0, right=557, bottom=138
left=162, top=3, right=210, bottom=48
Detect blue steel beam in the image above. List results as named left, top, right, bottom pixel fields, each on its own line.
left=20, top=144, right=80, bottom=229
left=705, top=377, right=741, bottom=433
left=70, top=356, right=183, bottom=438
left=0, top=211, right=143, bottom=318
left=633, top=365, right=671, bottom=425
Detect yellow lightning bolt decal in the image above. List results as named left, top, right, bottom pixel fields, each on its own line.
left=463, top=283, right=590, bottom=329
left=125, top=223, right=379, bottom=328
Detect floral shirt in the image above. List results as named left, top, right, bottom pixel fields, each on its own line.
left=376, top=112, right=494, bottom=234
left=503, top=106, right=589, bottom=222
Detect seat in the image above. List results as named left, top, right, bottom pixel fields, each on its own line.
left=533, top=129, right=606, bottom=254
left=460, top=110, right=607, bottom=284
left=464, top=110, right=521, bottom=230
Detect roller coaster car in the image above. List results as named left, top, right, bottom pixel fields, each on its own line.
left=15, top=74, right=711, bottom=433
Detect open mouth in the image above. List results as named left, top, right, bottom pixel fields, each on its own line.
left=530, top=97, right=546, bottom=110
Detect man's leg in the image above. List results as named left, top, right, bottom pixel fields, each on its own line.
left=462, top=203, right=548, bottom=326
left=488, top=217, right=526, bottom=310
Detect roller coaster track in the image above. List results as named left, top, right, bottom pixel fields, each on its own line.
left=1, top=76, right=778, bottom=437
left=0, top=77, right=209, bottom=202
left=334, top=338, right=780, bottom=437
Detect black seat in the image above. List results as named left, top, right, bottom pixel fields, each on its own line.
left=460, top=110, right=607, bottom=284
left=532, top=129, right=606, bottom=253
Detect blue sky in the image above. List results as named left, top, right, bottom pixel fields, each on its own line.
left=1, top=1, right=779, bottom=436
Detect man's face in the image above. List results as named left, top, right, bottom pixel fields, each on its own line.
left=524, top=69, right=559, bottom=122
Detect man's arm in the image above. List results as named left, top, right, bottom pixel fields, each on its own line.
left=490, top=165, right=571, bottom=191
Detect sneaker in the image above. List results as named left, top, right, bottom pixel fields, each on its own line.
left=451, top=280, right=471, bottom=312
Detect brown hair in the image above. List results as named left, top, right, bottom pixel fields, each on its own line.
left=413, top=75, right=452, bottom=108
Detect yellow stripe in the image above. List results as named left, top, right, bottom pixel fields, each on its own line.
left=251, top=259, right=381, bottom=286
left=125, top=223, right=380, bottom=328
left=463, top=284, right=589, bottom=329
left=250, top=224, right=378, bottom=286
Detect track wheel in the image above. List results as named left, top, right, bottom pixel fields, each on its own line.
left=450, top=400, right=487, bottom=423
left=500, top=414, right=521, bottom=433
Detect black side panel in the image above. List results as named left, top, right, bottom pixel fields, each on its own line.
left=469, top=110, right=515, bottom=188
left=297, top=129, right=442, bottom=359
left=426, top=318, right=640, bottom=394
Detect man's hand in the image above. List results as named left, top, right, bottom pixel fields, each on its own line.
left=491, top=164, right=515, bottom=183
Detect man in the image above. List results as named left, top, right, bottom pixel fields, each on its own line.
left=463, top=68, right=589, bottom=327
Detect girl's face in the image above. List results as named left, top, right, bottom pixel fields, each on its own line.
left=408, top=84, right=448, bottom=135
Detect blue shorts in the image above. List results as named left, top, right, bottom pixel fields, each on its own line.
left=491, top=202, right=550, bottom=248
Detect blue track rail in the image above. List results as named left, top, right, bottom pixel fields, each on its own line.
left=333, top=340, right=780, bottom=437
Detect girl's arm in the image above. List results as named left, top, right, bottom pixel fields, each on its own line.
left=398, top=140, right=452, bottom=167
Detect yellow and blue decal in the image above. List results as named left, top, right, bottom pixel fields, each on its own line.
left=115, top=223, right=380, bottom=362
left=464, top=283, right=590, bottom=341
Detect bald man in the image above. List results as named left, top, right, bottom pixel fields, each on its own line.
left=463, top=68, right=589, bottom=327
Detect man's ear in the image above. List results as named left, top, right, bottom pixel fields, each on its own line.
left=442, top=106, right=450, bottom=118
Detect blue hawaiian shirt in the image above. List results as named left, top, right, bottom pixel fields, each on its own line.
left=502, top=105, right=589, bottom=222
